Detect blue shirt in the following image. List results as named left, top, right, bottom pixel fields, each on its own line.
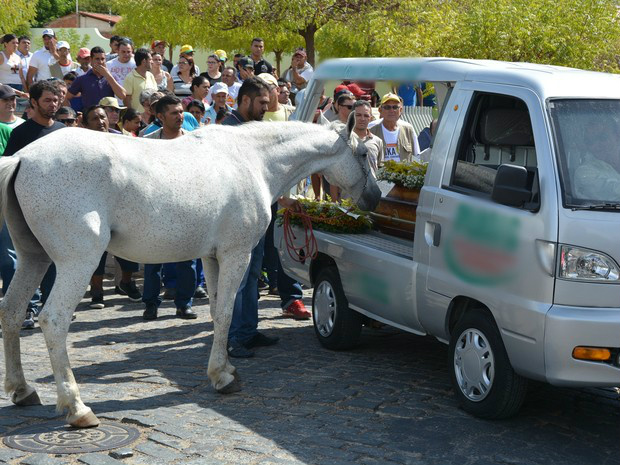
left=142, top=112, right=200, bottom=135
left=68, top=69, right=114, bottom=109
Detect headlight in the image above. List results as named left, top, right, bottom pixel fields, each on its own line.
left=559, top=245, right=620, bottom=281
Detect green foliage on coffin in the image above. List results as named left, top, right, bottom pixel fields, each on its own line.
left=277, top=198, right=372, bottom=234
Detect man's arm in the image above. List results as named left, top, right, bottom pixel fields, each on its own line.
left=94, top=63, right=126, bottom=100
left=26, top=65, right=38, bottom=89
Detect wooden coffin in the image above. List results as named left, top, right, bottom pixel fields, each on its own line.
left=370, top=185, right=419, bottom=240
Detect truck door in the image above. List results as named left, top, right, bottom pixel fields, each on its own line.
left=422, top=85, right=558, bottom=376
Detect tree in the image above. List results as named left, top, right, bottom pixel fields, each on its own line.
left=34, top=0, right=74, bottom=27
left=79, top=0, right=119, bottom=14
left=375, top=0, right=620, bottom=72
left=1, top=0, right=38, bottom=35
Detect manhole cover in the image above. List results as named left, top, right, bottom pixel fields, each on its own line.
left=3, top=421, right=140, bottom=454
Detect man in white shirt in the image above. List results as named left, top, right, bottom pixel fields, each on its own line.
left=49, top=41, right=78, bottom=79
left=369, top=92, right=420, bottom=163
left=26, top=29, right=60, bottom=87
left=221, top=66, right=241, bottom=106
left=16, top=36, right=32, bottom=79
left=282, top=47, right=313, bottom=95
left=350, top=100, right=383, bottom=176
left=106, top=39, right=135, bottom=85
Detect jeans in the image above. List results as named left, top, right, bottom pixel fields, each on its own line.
left=262, top=205, right=280, bottom=289
left=162, top=259, right=205, bottom=289
left=265, top=205, right=303, bottom=309
left=228, top=237, right=265, bottom=344
left=0, top=223, right=39, bottom=311
left=142, top=260, right=196, bottom=308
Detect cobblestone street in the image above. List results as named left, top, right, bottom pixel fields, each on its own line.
left=0, top=281, right=618, bottom=465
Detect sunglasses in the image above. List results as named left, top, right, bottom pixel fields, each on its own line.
left=207, top=61, right=218, bottom=64
left=382, top=104, right=401, bottom=110
left=340, top=104, right=353, bottom=110
left=178, top=61, right=189, bottom=65
left=58, top=118, right=75, bottom=125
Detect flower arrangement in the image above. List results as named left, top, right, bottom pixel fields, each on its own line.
left=277, top=197, right=372, bottom=234
left=376, top=160, right=428, bottom=189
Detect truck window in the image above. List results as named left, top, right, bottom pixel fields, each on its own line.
left=449, top=93, right=540, bottom=209
left=549, top=99, right=620, bottom=208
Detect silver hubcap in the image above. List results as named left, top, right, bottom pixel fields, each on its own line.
left=314, top=280, right=336, bottom=337
left=453, top=328, right=495, bottom=402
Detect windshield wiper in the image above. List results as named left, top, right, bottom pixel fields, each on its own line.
left=571, top=203, right=620, bottom=211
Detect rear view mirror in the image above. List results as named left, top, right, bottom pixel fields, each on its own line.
left=491, top=164, right=532, bottom=207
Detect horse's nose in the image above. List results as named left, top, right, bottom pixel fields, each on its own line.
left=358, top=183, right=381, bottom=211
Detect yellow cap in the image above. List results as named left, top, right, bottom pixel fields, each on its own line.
left=380, top=92, right=403, bottom=106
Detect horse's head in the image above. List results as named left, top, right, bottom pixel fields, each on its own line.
left=323, top=122, right=382, bottom=211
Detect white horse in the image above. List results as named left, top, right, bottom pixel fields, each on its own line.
left=0, top=121, right=381, bottom=428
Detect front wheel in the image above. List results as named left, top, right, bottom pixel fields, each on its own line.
left=449, top=309, right=528, bottom=419
left=312, top=267, right=362, bottom=350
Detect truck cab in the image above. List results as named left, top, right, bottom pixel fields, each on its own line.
left=277, top=58, right=620, bottom=418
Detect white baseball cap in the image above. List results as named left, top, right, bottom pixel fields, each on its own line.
left=210, top=82, right=229, bottom=96
left=42, top=29, right=55, bottom=37
left=57, top=41, right=70, bottom=50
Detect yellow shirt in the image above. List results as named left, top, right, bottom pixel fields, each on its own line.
left=123, top=69, right=158, bottom=112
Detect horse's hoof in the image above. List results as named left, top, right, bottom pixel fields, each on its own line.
left=216, top=377, right=242, bottom=395
left=68, top=410, right=100, bottom=428
left=12, top=390, right=41, bottom=406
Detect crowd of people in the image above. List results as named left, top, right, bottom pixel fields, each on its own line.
left=0, top=28, right=435, bottom=357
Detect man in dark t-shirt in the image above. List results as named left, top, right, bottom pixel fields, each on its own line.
left=249, top=38, right=273, bottom=75
left=3, top=81, right=65, bottom=157
left=1, top=80, right=64, bottom=330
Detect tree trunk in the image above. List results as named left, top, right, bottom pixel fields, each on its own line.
left=274, top=50, right=283, bottom=77
left=300, top=23, right=318, bottom=67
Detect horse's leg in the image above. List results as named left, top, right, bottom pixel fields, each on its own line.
left=1, top=251, right=51, bottom=406
left=206, top=251, right=251, bottom=393
left=38, top=256, right=104, bottom=428
left=202, top=257, right=236, bottom=379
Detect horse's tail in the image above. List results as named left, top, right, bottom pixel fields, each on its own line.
left=0, top=157, right=21, bottom=227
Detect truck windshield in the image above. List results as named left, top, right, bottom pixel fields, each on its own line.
left=549, top=99, right=620, bottom=209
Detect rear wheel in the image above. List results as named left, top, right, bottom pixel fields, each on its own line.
left=312, top=267, right=362, bottom=350
left=449, top=308, right=528, bottom=419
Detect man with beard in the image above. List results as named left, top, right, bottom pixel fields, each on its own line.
left=2, top=80, right=65, bottom=329
left=221, top=77, right=304, bottom=358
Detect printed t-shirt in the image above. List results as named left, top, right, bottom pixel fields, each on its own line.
left=381, top=124, right=400, bottom=161
left=106, top=57, right=136, bottom=85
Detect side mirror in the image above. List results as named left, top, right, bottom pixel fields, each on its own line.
left=491, top=164, right=532, bottom=207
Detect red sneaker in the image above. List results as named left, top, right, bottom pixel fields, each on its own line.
left=282, top=300, right=311, bottom=320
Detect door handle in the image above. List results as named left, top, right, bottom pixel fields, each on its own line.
left=425, top=221, right=441, bottom=247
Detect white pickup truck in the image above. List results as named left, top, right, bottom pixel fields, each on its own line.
left=276, top=58, right=620, bottom=418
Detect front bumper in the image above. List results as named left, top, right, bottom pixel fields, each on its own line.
left=545, top=305, right=620, bottom=387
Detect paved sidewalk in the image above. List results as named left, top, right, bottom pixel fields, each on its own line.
left=0, top=281, right=619, bottom=465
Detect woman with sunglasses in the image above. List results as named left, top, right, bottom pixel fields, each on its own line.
left=200, top=54, right=222, bottom=87
left=172, top=56, right=196, bottom=97
left=336, top=91, right=355, bottom=124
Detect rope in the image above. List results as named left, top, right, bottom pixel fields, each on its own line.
left=281, top=204, right=354, bottom=263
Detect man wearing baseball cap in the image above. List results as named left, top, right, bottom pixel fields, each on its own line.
left=26, top=29, right=60, bottom=86
left=369, top=92, right=420, bottom=164
left=214, top=49, right=227, bottom=63
left=282, top=47, right=313, bottom=95
left=151, top=40, right=173, bottom=72
left=75, top=48, right=91, bottom=76
left=258, top=73, right=293, bottom=122
left=236, top=57, right=255, bottom=82
left=204, top=82, right=232, bottom=125
left=50, top=41, right=78, bottom=79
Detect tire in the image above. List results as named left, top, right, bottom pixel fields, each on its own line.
left=312, top=266, right=362, bottom=350
left=449, top=308, right=528, bottom=419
